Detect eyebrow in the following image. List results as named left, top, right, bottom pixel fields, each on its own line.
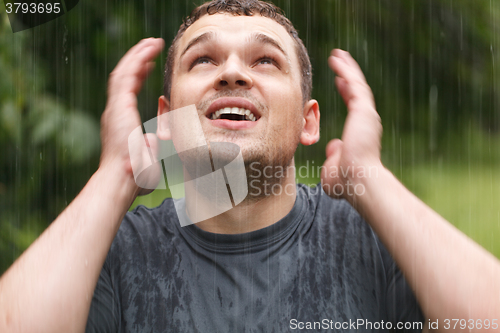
left=180, top=31, right=289, bottom=61
left=180, top=31, right=217, bottom=59
left=247, top=32, right=289, bottom=60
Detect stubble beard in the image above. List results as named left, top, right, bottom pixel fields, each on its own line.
left=242, top=139, right=299, bottom=203
left=172, top=90, right=302, bottom=203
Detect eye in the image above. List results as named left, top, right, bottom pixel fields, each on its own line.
left=190, top=56, right=214, bottom=69
left=254, top=56, right=280, bottom=68
left=259, top=58, right=274, bottom=65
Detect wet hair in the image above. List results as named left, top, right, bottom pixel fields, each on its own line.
left=163, top=0, right=312, bottom=105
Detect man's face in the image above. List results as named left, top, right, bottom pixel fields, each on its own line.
left=165, top=13, right=307, bottom=169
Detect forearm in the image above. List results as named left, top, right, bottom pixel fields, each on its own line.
left=354, top=165, right=500, bottom=330
left=0, top=164, right=138, bottom=333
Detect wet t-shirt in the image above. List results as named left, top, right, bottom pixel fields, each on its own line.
left=86, top=184, right=424, bottom=332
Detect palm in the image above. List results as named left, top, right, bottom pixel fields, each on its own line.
left=100, top=38, right=165, bottom=195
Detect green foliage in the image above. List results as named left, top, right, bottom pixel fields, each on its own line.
left=0, top=12, right=99, bottom=273
left=400, top=162, right=500, bottom=259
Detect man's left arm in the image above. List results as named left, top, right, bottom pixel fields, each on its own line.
left=322, top=49, right=500, bottom=331
left=359, top=157, right=500, bottom=330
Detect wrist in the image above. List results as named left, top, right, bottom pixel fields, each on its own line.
left=341, top=161, right=387, bottom=206
left=95, top=158, right=140, bottom=204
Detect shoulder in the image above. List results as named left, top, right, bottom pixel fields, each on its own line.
left=107, top=198, right=180, bottom=263
left=300, top=183, right=376, bottom=236
left=123, top=198, right=178, bottom=235
left=299, top=183, right=391, bottom=269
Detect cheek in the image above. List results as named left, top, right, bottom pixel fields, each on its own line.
left=170, top=77, right=208, bottom=108
left=260, top=74, right=302, bottom=105
left=266, top=89, right=303, bottom=127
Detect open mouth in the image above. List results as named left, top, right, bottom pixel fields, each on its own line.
left=208, top=107, right=258, bottom=122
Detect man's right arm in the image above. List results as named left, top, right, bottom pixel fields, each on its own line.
left=0, top=37, right=164, bottom=333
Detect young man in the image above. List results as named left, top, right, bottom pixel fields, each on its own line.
left=1, top=0, right=499, bottom=332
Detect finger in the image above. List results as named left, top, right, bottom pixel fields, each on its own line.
left=329, top=54, right=368, bottom=88
left=325, top=138, right=342, bottom=159
left=331, top=49, right=365, bottom=77
left=108, top=38, right=165, bottom=98
left=141, top=62, right=156, bottom=81
left=112, top=40, right=164, bottom=95
left=110, top=38, right=157, bottom=92
left=329, top=54, right=375, bottom=111
left=329, top=49, right=370, bottom=97
left=126, top=61, right=157, bottom=93
left=113, top=38, right=162, bottom=75
left=121, top=42, right=163, bottom=83
left=335, top=77, right=351, bottom=106
left=330, top=58, right=371, bottom=104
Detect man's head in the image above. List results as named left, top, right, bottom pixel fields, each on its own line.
left=163, top=0, right=312, bottom=105
left=157, top=0, right=320, bottom=197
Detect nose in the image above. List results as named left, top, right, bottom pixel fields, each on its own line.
left=214, top=56, right=253, bottom=90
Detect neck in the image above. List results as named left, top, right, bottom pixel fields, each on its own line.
left=186, top=160, right=298, bottom=234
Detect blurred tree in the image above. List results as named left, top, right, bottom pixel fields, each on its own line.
left=282, top=0, right=500, bottom=165
left=0, top=14, right=99, bottom=272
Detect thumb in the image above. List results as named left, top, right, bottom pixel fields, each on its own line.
left=144, top=133, right=159, bottom=161
left=325, top=138, right=343, bottom=159
left=321, top=139, right=344, bottom=199
left=137, top=133, right=161, bottom=196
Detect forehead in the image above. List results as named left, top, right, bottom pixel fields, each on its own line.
left=177, top=13, right=296, bottom=58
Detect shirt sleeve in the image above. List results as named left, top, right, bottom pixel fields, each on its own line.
left=85, top=259, right=120, bottom=333
left=379, top=239, right=425, bottom=333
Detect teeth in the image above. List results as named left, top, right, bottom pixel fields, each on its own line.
left=211, top=107, right=258, bottom=121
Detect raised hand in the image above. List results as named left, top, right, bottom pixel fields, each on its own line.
left=321, top=49, right=383, bottom=201
left=321, top=50, right=500, bottom=325
left=99, top=38, right=165, bottom=194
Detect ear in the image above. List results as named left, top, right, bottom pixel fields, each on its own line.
left=299, top=99, right=320, bottom=146
left=157, top=95, right=171, bottom=140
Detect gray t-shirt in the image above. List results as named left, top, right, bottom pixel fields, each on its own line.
left=86, top=184, right=424, bottom=332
